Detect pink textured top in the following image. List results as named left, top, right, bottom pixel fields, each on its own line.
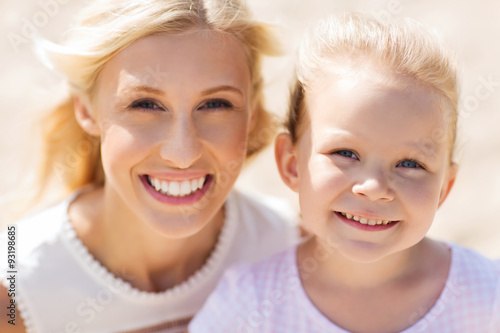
left=190, top=243, right=500, bottom=333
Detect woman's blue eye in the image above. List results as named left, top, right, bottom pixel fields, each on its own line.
left=335, top=150, right=358, bottom=159
left=130, top=99, right=161, bottom=111
left=398, top=159, right=421, bottom=169
left=201, top=99, right=233, bottom=110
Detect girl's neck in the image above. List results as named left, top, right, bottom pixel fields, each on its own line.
left=297, top=236, right=451, bottom=332
left=298, top=236, right=448, bottom=290
left=68, top=186, right=224, bottom=292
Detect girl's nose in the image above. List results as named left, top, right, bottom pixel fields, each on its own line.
left=159, top=118, right=202, bottom=169
left=352, top=171, right=395, bottom=202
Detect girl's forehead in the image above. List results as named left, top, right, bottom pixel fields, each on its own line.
left=303, top=68, right=452, bottom=156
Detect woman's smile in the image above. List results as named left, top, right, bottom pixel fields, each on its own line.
left=140, top=174, right=213, bottom=205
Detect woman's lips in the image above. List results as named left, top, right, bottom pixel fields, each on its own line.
left=140, top=174, right=213, bottom=205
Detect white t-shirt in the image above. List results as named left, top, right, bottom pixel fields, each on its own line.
left=190, top=243, right=500, bottom=333
left=0, top=189, right=299, bottom=333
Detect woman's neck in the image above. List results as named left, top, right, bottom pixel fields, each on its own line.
left=68, top=186, right=224, bottom=292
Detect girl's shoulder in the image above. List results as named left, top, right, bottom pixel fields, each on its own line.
left=449, top=242, right=500, bottom=280
left=189, top=247, right=301, bottom=333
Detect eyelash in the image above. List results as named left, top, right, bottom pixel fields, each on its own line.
left=129, top=99, right=162, bottom=112
left=396, top=159, right=424, bottom=169
left=334, top=149, right=359, bottom=160
left=128, top=98, right=234, bottom=112
left=333, top=150, right=424, bottom=169
left=199, top=98, right=234, bottom=110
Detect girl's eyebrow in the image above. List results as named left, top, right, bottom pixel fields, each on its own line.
left=316, top=130, right=356, bottom=145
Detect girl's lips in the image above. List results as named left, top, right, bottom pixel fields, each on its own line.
left=140, top=174, right=213, bottom=205
left=335, top=211, right=400, bottom=231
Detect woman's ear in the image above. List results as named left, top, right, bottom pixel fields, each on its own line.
left=438, top=162, right=458, bottom=207
left=275, top=132, right=300, bottom=192
left=74, top=95, right=100, bottom=136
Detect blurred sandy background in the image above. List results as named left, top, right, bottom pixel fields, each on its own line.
left=0, top=0, right=499, bottom=258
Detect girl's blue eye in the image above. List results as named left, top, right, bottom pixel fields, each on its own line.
left=398, top=159, right=421, bottom=169
left=129, top=99, right=162, bottom=111
left=335, top=150, right=358, bottom=159
left=201, top=99, right=233, bottom=110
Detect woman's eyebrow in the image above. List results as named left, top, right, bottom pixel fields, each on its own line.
left=123, top=84, right=165, bottom=96
left=118, top=84, right=243, bottom=97
left=201, top=85, right=243, bottom=97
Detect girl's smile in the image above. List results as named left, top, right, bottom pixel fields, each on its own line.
left=334, top=211, right=400, bottom=231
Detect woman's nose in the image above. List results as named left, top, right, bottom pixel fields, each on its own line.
left=159, top=117, right=202, bottom=169
left=352, top=170, right=395, bottom=202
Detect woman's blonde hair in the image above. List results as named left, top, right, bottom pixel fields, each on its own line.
left=287, top=13, right=459, bottom=158
left=37, top=0, right=280, bottom=199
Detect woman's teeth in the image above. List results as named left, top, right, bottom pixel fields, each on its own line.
left=147, top=175, right=206, bottom=197
left=338, top=212, right=393, bottom=225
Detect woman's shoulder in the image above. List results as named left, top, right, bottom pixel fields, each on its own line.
left=229, top=188, right=298, bottom=231
left=1, top=198, right=71, bottom=265
left=225, top=189, right=300, bottom=258
left=0, top=286, right=26, bottom=333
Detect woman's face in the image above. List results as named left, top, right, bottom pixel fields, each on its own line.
left=87, top=29, right=254, bottom=237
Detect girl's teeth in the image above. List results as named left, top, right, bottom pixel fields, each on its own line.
left=340, top=212, right=393, bottom=226
left=148, top=175, right=207, bottom=197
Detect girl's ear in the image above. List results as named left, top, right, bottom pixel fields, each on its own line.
left=74, top=95, right=100, bottom=136
left=275, top=132, right=300, bottom=192
left=438, top=162, right=458, bottom=207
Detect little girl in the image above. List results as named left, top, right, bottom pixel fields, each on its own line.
left=190, top=14, right=500, bottom=332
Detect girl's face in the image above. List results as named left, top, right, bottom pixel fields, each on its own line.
left=277, top=69, right=456, bottom=263
left=79, top=30, right=254, bottom=237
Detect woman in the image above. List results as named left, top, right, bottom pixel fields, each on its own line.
left=0, top=0, right=297, bottom=332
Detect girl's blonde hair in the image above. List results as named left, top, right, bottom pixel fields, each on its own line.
left=287, top=13, right=459, bottom=158
left=37, top=0, right=279, bottom=199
